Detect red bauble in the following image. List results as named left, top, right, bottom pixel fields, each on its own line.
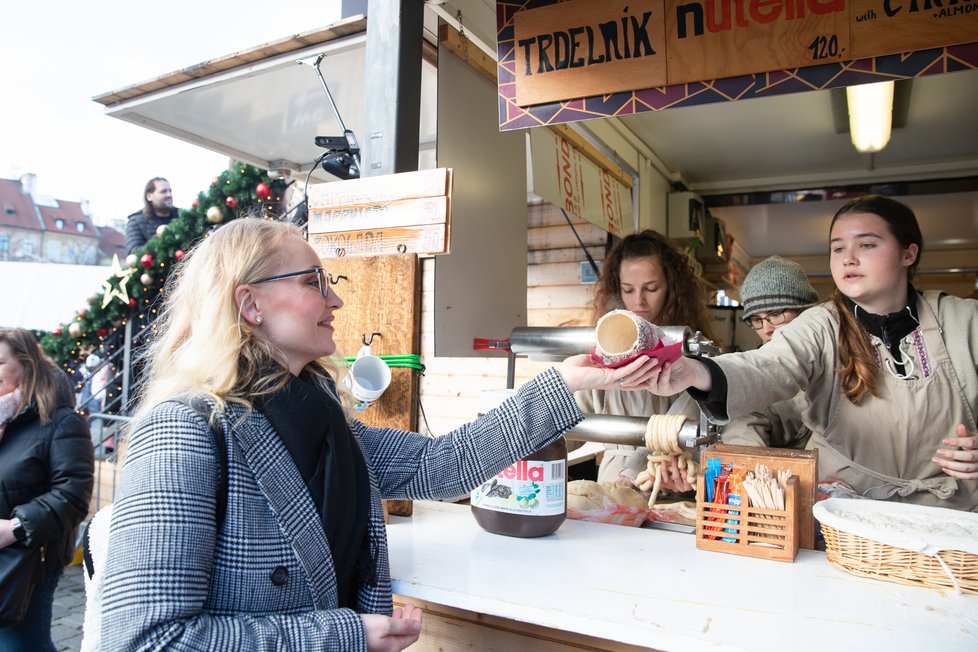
left=212, top=177, right=219, bottom=186
left=53, top=328, right=63, bottom=336
left=140, top=253, right=154, bottom=268
left=225, top=195, right=239, bottom=209
left=255, top=182, right=271, bottom=200
left=77, top=309, right=87, bottom=319
left=128, top=298, right=137, bottom=308
left=97, top=328, right=109, bottom=338
left=192, top=198, right=199, bottom=208
left=174, top=249, right=186, bottom=261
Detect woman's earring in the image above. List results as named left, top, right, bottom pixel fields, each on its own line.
left=256, top=315, right=263, bottom=324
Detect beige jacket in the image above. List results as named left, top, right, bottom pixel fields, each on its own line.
left=707, top=291, right=978, bottom=511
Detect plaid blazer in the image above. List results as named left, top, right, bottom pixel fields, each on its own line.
left=99, top=368, right=581, bottom=651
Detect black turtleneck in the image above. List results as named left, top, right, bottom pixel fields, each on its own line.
left=844, top=285, right=921, bottom=373
left=256, top=371, right=372, bottom=608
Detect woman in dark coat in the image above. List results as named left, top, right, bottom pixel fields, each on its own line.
left=0, top=328, right=94, bottom=651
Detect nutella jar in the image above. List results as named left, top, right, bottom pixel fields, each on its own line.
left=470, top=389, right=567, bottom=538
left=471, top=437, right=567, bottom=537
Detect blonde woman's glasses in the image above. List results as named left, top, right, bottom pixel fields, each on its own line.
left=253, top=267, right=330, bottom=298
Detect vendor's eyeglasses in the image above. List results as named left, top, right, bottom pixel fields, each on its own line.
left=743, top=310, right=793, bottom=329
left=253, top=267, right=329, bottom=298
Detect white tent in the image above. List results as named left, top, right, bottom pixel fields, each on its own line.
left=0, top=261, right=112, bottom=331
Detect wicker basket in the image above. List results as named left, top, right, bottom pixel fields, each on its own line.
left=815, top=500, right=978, bottom=595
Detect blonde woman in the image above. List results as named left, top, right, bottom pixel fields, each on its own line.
left=96, top=218, right=656, bottom=651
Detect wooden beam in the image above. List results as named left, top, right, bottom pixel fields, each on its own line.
left=438, top=23, right=497, bottom=85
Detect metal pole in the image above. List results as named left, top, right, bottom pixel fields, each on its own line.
left=121, top=318, right=133, bottom=413
left=362, top=0, right=423, bottom=176
left=312, top=55, right=348, bottom=133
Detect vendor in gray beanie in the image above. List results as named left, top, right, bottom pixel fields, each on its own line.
left=741, top=256, right=819, bottom=343
left=721, top=256, right=820, bottom=451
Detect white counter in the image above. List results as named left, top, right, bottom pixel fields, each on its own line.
left=386, top=501, right=977, bottom=652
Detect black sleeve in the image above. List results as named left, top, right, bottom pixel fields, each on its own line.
left=14, top=409, right=94, bottom=546
left=125, top=214, right=146, bottom=254
left=686, top=356, right=730, bottom=423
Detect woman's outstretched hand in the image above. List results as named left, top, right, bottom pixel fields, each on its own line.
left=639, top=357, right=713, bottom=396
left=558, top=354, right=660, bottom=393
left=933, top=424, right=978, bottom=480
left=362, top=602, right=423, bottom=652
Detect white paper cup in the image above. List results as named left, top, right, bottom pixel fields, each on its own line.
left=346, top=355, right=392, bottom=403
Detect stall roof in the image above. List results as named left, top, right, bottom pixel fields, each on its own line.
left=93, top=17, right=378, bottom=178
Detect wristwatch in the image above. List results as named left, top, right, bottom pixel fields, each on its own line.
left=9, top=517, right=27, bottom=542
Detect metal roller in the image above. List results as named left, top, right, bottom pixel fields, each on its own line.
left=509, top=327, right=595, bottom=360
left=564, top=413, right=713, bottom=452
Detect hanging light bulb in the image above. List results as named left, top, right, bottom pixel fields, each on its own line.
left=846, top=80, right=894, bottom=153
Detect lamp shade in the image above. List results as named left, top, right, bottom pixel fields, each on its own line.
left=846, top=81, right=894, bottom=153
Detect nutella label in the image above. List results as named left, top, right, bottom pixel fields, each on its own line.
left=471, top=459, right=566, bottom=516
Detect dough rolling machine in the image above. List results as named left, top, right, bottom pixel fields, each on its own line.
left=474, top=326, right=725, bottom=453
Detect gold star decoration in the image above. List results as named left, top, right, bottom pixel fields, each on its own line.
left=100, top=254, right=138, bottom=308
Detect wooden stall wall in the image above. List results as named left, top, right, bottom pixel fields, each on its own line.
left=418, top=204, right=607, bottom=435
left=328, top=254, right=421, bottom=433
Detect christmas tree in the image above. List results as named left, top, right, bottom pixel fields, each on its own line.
left=39, top=163, right=288, bottom=395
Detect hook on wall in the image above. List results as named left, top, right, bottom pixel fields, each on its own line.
left=362, top=332, right=382, bottom=347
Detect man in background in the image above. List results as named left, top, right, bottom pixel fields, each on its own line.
left=125, top=177, right=177, bottom=253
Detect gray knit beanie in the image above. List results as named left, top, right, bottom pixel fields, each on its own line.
left=741, top=256, right=819, bottom=318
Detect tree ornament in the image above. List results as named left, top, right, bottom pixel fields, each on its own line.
left=207, top=206, right=224, bottom=223
left=101, top=254, right=136, bottom=308
left=53, top=327, right=63, bottom=336
left=68, top=322, right=82, bottom=338
left=212, top=177, right=219, bottom=186
left=140, top=253, right=154, bottom=269
left=125, top=253, right=139, bottom=268
left=156, top=224, right=168, bottom=236
left=129, top=298, right=137, bottom=308
left=77, top=309, right=87, bottom=320
left=256, top=182, right=271, bottom=200
left=88, top=294, right=99, bottom=305
left=140, top=273, right=154, bottom=286
left=192, top=198, right=199, bottom=208
left=225, top=195, right=238, bottom=209
left=174, top=249, right=186, bottom=261
left=97, top=328, right=109, bottom=338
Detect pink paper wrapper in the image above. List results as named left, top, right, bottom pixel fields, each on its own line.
left=589, top=340, right=684, bottom=369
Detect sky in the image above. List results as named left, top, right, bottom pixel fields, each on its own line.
left=1, top=1, right=344, bottom=228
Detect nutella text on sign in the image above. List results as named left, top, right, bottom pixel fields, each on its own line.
left=514, top=0, right=668, bottom=106
left=665, top=0, right=850, bottom=84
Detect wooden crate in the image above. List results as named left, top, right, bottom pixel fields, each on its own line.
left=696, top=474, right=799, bottom=563
left=707, top=444, right=818, bottom=549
